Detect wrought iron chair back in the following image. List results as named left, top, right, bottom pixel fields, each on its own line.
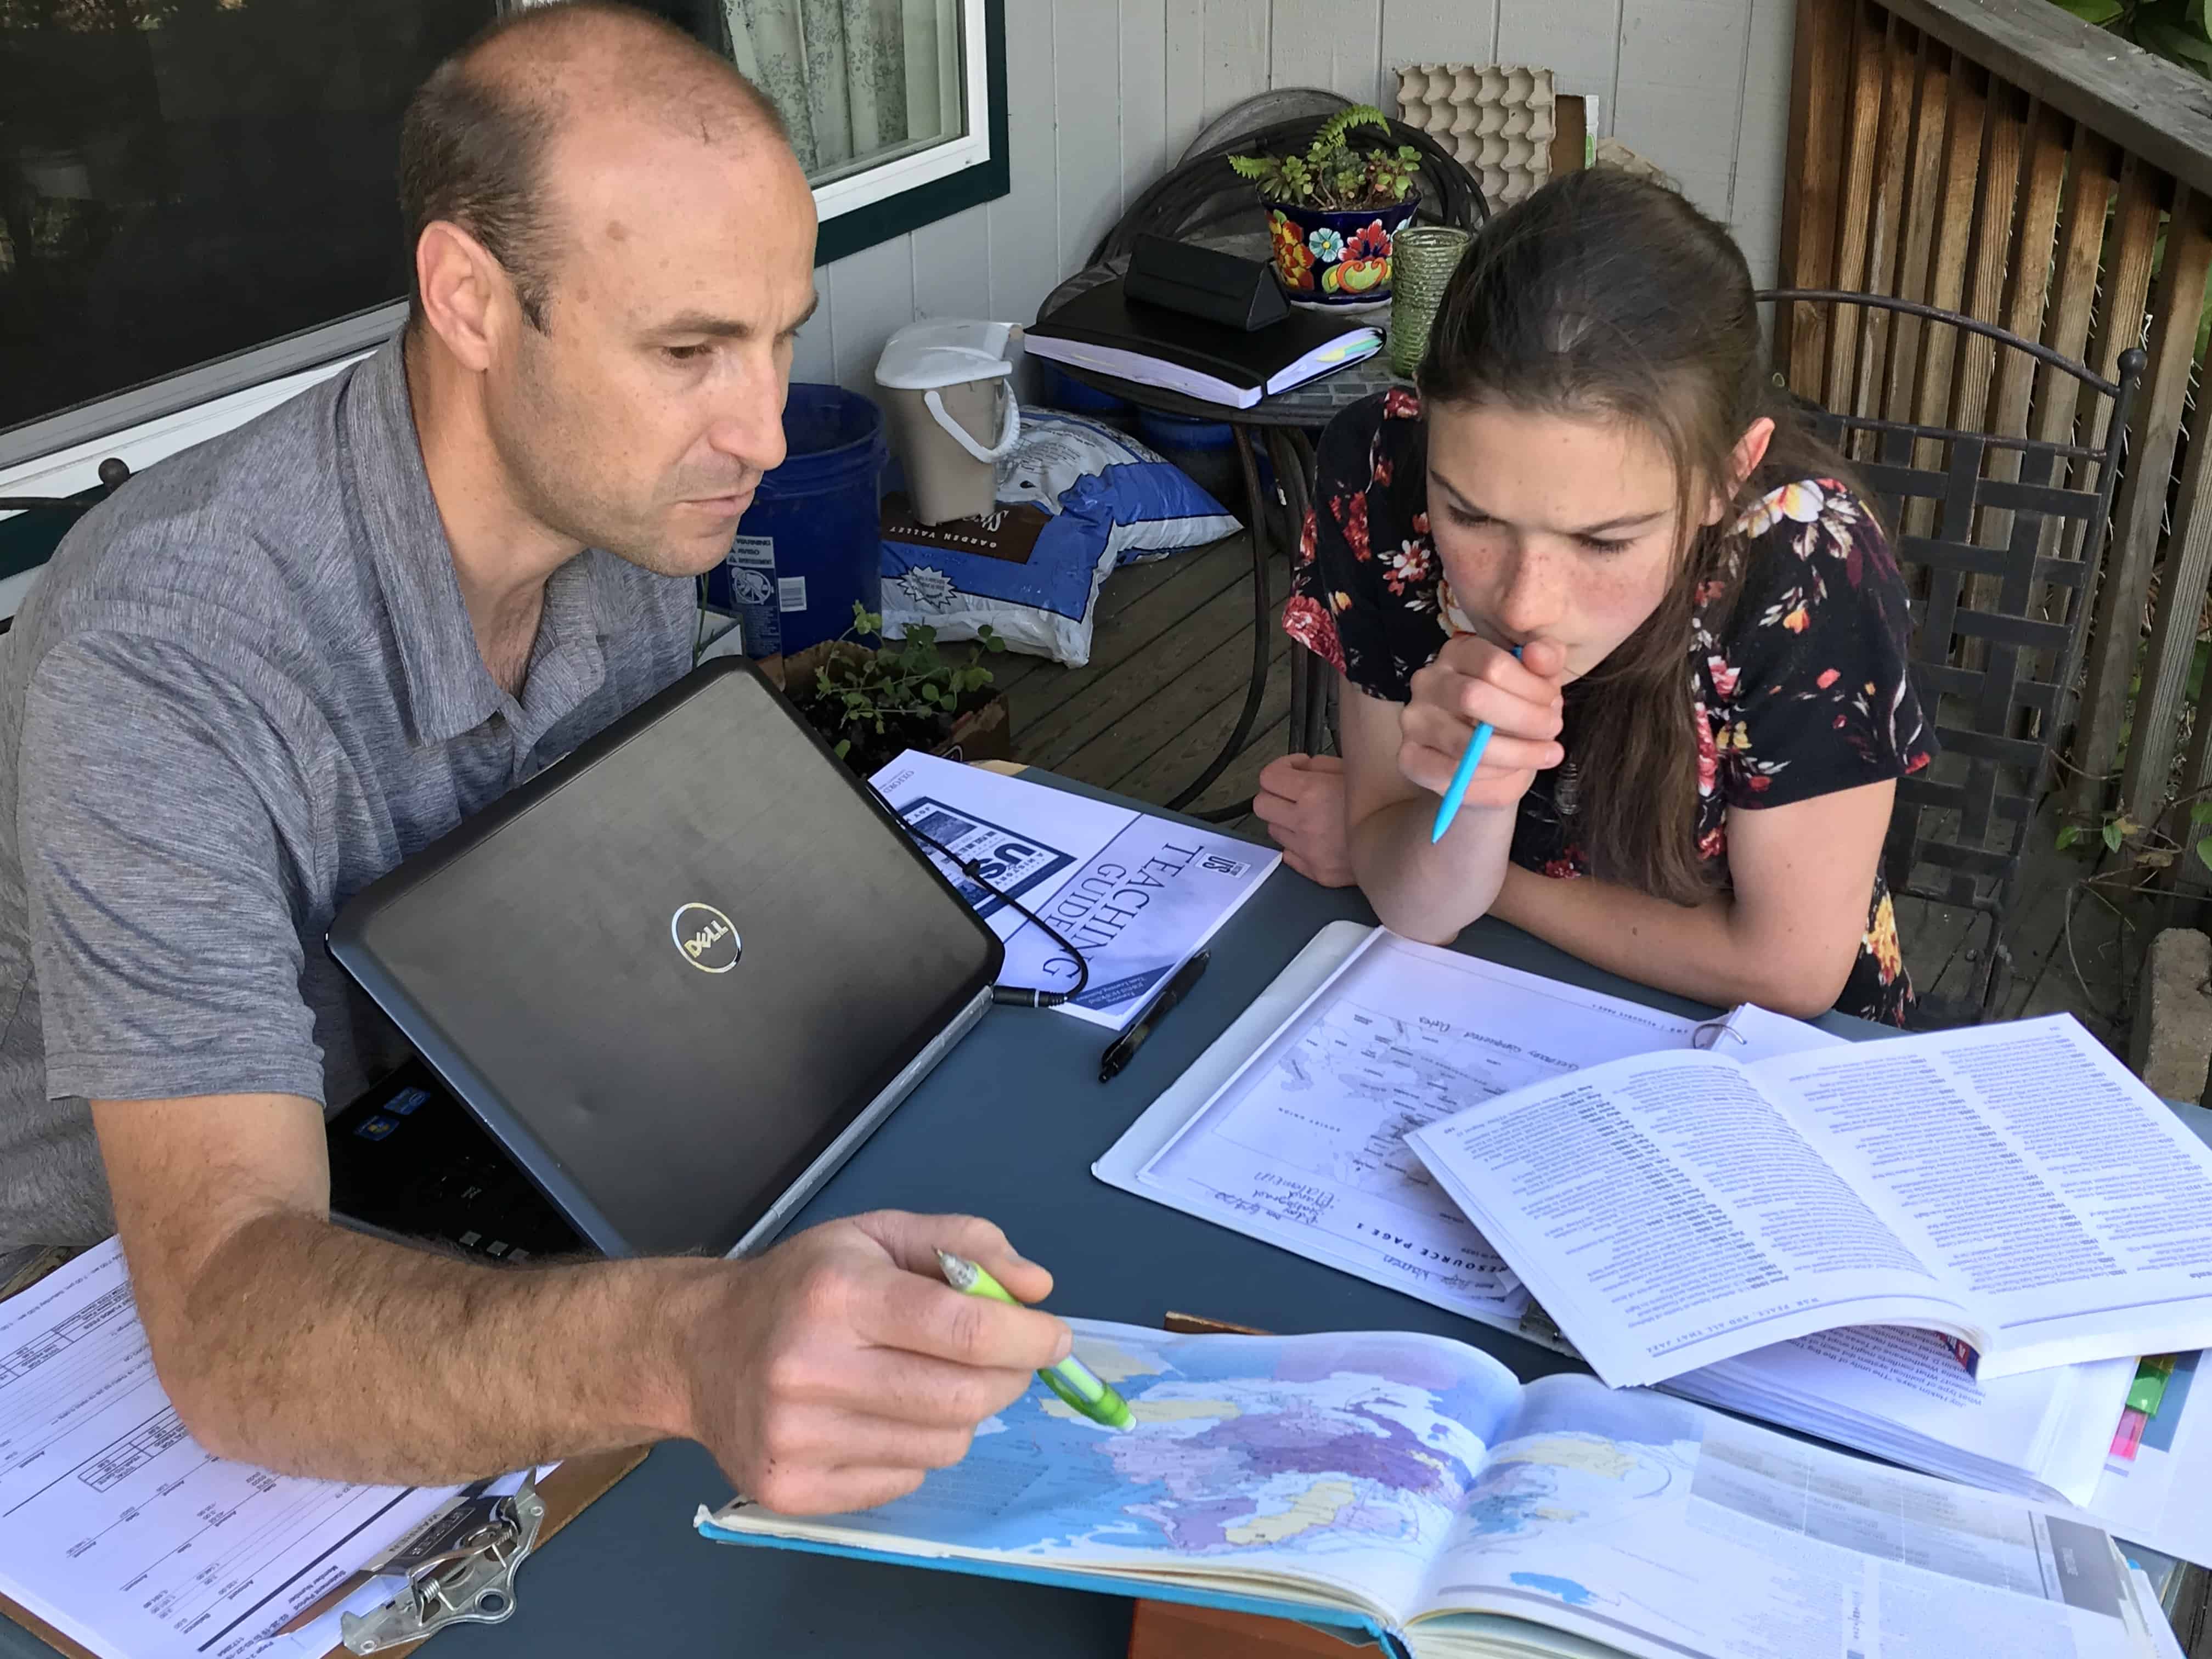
left=1757, top=289, right=2146, bottom=1018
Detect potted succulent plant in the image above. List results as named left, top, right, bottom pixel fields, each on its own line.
left=1228, top=106, right=1423, bottom=305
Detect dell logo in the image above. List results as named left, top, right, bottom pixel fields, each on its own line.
left=670, top=902, right=741, bottom=973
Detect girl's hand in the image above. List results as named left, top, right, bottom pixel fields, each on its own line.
left=1254, top=754, right=1354, bottom=887
left=1399, top=637, right=1567, bottom=812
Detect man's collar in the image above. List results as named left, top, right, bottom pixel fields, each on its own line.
left=343, top=337, right=610, bottom=750
left=345, top=339, right=504, bottom=747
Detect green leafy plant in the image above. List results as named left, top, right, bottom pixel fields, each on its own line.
left=806, top=603, right=1003, bottom=763
left=2052, top=0, right=2212, bottom=74
left=2057, top=794, right=2212, bottom=873
left=1227, top=106, right=1422, bottom=210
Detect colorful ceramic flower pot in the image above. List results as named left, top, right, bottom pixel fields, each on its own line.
left=1265, top=196, right=1420, bottom=304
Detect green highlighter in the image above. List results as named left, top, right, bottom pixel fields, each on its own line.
left=936, top=1250, right=1136, bottom=1432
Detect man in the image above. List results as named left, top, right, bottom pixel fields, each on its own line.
left=0, top=2, right=1067, bottom=1516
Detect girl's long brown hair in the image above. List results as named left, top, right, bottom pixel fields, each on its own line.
left=1417, top=168, right=1861, bottom=906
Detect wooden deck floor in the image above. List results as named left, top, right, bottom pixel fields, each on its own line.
left=963, top=531, right=2141, bottom=1051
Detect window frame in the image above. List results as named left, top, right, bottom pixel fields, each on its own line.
left=810, top=0, right=1008, bottom=267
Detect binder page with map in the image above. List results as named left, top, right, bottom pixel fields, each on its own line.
left=1127, top=928, right=1701, bottom=1328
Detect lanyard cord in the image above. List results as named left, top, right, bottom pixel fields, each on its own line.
left=868, top=785, right=1093, bottom=1009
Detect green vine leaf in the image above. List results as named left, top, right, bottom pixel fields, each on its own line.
left=2057, top=824, right=2081, bottom=850
left=2102, top=820, right=2125, bottom=853
left=2199, top=836, right=2212, bottom=873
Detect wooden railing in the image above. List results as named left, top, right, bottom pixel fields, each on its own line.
left=1779, top=0, right=2212, bottom=862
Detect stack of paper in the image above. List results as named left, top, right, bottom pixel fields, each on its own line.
left=1673, top=1325, right=2134, bottom=1504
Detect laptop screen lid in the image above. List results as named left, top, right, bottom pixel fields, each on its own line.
left=329, top=658, right=1002, bottom=1259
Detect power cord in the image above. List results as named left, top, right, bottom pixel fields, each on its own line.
left=867, top=784, right=1093, bottom=1009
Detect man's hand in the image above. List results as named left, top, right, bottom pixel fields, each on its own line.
left=1254, top=754, right=1354, bottom=887
left=1400, top=637, right=1568, bottom=816
left=691, top=1211, right=1071, bottom=1515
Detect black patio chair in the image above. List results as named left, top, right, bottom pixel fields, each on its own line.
left=1088, top=100, right=1490, bottom=270
left=1756, top=290, right=2146, bottom=1021
left=0, top=457, right=131, bottom=633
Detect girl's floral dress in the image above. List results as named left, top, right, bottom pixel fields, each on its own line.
left=1283, top=389, right=1936, bottom=1025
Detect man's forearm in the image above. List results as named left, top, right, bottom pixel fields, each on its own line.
left=157, top=1210, right=716, bottom=1484
left=1350, top=796, right=1514, bottom=944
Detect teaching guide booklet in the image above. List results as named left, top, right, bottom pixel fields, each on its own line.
left=1407, top=1014, right=2212, bottom=1389
left=868, top=751, right=1278, bottom=1030
left=696, top=1320, right=2158, bottom=1659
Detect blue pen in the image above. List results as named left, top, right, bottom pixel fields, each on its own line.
left=1430, top=645, right=1522, bottom=844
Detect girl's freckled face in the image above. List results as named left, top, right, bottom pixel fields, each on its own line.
left=1424, top=400, right=1685, bottom=682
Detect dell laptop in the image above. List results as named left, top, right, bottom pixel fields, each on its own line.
left=326, top=657, right=1003, bottom=1260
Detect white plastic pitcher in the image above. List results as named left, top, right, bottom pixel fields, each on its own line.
left=874, top=319, right=1022, bottom=525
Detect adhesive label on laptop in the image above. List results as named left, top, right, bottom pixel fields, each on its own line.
left=896, top=798, right=1073, bottom=919
left=387, top=1086, right=431, bottom=1116
left=353, top=1114, right=401, bottom=1141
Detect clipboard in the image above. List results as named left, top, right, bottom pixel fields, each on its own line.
left=0, top=1249, right=647, bottom=1659
left=0, top=1447, right=646, bottom=1659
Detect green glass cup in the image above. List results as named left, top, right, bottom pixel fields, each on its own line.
left=1387, top=225, right=1472, bottom=380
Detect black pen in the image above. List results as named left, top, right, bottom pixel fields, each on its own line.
left=1099, top=950, right=1211, bottom=1083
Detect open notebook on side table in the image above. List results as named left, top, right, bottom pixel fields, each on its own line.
left=1023, top=277, right=1384, bottom=409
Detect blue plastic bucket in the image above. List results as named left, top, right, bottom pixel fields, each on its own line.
left=1134, top=408, right=1269, bottom=505
left=1041, top=363, right=1132, bottom=417
left=706, top=383, right=888, bottom=658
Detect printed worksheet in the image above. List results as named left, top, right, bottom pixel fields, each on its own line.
left=0, top=1242, right=459, bottom=1659
left=1137, top=930, right=1701, bottom=1322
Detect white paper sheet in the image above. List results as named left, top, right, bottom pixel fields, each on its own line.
left=0, top=1242, right=459, bottom=1659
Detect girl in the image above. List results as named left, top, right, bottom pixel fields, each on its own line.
left=1259, top=168, right=1931, bottom=1023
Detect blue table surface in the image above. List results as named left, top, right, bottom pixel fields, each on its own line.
left=7, top=773, right=2204, bottom=1658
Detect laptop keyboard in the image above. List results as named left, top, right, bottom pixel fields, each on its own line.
left=326, top=1063, right=586, bottom=1261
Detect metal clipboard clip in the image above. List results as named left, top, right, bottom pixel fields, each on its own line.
left=341, top=1479, right=544, bottom=1654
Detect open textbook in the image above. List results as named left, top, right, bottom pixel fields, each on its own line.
left=1094, top=924, right=2144, bottom=1508
left=1407, top=1012, right=2212, bottom=1389
left=695, top=1321, right=2161, bottom=1659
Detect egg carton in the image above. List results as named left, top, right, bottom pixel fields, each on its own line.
left=1591, top=136, right=1677, bottom=193
left=1395, top=63, right=1556, bottom=208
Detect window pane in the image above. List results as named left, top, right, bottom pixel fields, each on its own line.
left=723, top=0, right=964, bottom=188
left=0, top=0, right=494, bottom=439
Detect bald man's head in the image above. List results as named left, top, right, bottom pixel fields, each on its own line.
left=398, top=1, right=788, bottom=331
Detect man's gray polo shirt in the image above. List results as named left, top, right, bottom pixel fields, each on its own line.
left=0, top=339, right=695, bottom=1260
